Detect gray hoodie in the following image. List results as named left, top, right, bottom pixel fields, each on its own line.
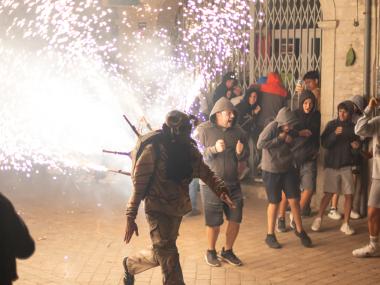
left=355, top=105, right=380, bottom=179
left=196, top=97, right=249, bottom=185
left=257, top=107, right=299, bottom=173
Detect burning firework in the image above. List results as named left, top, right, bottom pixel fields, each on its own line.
left=0, top=0, right=253, bottom=176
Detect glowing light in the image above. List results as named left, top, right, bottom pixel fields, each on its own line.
left=176, top=0, right=252, bottom=86
left=0, top=0, right=253, bottom=176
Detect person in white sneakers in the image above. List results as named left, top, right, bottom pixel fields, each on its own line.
left=328, top=95, right=366, bottom=221
left=352, top=97, right=380, bottom=257
left=311, top=101, right=361, bottom=235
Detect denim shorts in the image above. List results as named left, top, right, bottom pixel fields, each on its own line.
left=262, top=168, right=300, bottom=204
left=200, top=184, right=243, bottom=227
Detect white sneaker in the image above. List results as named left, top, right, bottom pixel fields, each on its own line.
left=239, top=167, right=250, bottom=181
left=253, top=177, right=263, bottom=183
left=350, top=211, right=361, bottom=220
left=311, top=217, right=322, bottom=231
left=352, top=244, right=380, bottom=258
left=340, top=223, right=355, bottom=235
left=327, top=208, right=342, bottom=220
left=289, top=212, right=296, bottom=230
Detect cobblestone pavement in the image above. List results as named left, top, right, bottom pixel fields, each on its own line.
left=2, top=174, right=380, bottom=285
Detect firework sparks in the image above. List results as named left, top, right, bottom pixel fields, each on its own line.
left=176, top=0, right=252, bottom=86
left=0, top=0, right=253, bottom=176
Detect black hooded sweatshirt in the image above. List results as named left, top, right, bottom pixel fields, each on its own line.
left=321, top=101, right=360, bottom=169
left=292, top=91, right=321, bottom=166
left=235, top=87, right=260, bottom=135
left=212, top=72, right=236, bottom=106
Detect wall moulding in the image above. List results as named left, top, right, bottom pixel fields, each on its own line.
left=317, top=20, right=339, bottom=30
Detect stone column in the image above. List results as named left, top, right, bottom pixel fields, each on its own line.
left=318, top=0, right=338, bottom=127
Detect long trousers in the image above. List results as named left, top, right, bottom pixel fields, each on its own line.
left=126, top=211, right=185, bottom=285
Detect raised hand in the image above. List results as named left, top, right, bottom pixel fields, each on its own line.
left=335, top=126, right=343, bottom=135
left=236, top=140, right=244, bottom=155
left=220, top=192, right=236, bottom=209
left=351, top=141, right=360, bottom=149
left=299, top=129, right=312, bottom=137
left=253, top=105, right=261, bottom=115
left=369, top=97, right=379, bottom=110
left=215, top=139, right=226, bottom=153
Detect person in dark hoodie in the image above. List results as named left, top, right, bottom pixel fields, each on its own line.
left=276, top=91, right=321, bottom=232
left=0, top=192, right=35, bottom=285
left=236, top=86, right=261, bottom=133
left=212, top=72, right=237, bottom=106
left=196, top=97, right=249, bottom=267
left=257, top=107, right=312, bottom=249
left=328, top=95, right=366, bottom=221
left=311, top=101, right=361, bottom=235
left=235, top=86, right=262, bottom=179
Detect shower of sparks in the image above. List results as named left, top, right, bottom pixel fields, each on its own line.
left=0, top=0, right=254, bottom=175
left=176, top=0, right=252, bottom=86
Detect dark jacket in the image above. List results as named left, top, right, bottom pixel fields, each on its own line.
left=292, top=91, right=321, bottom=166
left=212, top=72, right=236, bottom=105
left=256, top=72, right=288, bottom=129
left=321, top=102, right=360, bottom=169
left=0, top=193, right=35, bottom=285
left=235, top=87, right=260, bottom=135
left=257, top=107, right=299, bottom=173
left=196, top=97, right=249, bottom=185
left=125, top=132, right=230, bottom=219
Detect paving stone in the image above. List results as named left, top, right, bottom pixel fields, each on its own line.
left=4, top=181, right=379, bottom=285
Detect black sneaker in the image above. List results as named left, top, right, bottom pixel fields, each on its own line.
left=184, top=209, right=201, bottom=217
left=220, top=247, right=242, bottom=266
left=276, top=217, right=286, bottom=232
left=295, top=230, right=312, bottom=248
left=265, top=234, right=282, bottom=249
left=123, top=257, right=135, bottom=285
left=205, top=250, right=221, bottom=267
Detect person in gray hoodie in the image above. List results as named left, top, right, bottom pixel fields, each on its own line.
left=196, top=97, right=249, bottom=267
left=276, top=91, right=321, bottom=232
left=257, top=107, right=312, bottom=249
left=352, top=97, right=380, bottom=257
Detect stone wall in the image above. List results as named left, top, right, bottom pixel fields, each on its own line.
left=315, top=0, right=379, bottom=211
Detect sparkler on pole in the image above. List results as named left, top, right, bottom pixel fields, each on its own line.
left=123, top=115, right=141, bottom=137
left=108, top=169, right=131, bottom=176
left=102, top=150, right=131, bottom=157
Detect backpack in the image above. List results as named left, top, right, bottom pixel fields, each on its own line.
left=131, top=130, right=163, bottom=195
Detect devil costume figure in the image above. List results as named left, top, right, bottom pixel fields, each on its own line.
left=123, top=110, right=234, bottom=285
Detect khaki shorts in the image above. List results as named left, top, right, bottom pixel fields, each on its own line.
left=369, top=179, right=380, bottom=208
left=323, top=167, right=355, bottom=195
left=299, top=160, right=317, bottom=192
